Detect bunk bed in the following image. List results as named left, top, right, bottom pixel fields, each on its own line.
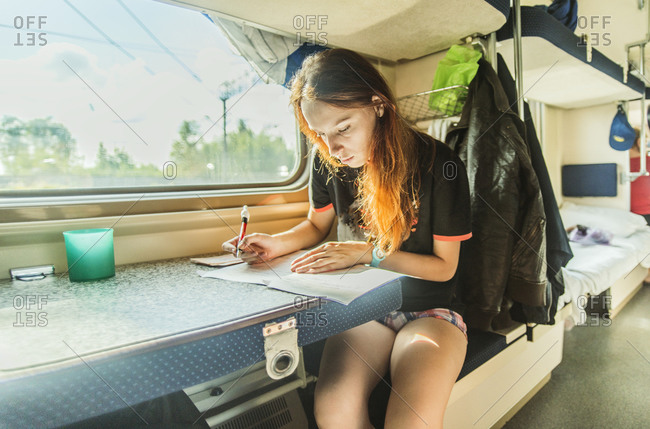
left=442, top=5, right=648, bottom=428
left=496, top=7, right=649, bottom=325
left=558, top=202, right=650, bottom=321
left=496, top=6, right=645, bottom=108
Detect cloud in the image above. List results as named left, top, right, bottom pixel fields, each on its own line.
left=1, top=41, right=298, bottom=170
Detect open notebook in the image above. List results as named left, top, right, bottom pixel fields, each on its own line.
left=197, top=251, right=403, bottom=305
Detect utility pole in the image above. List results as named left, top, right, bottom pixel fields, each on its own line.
left=218, top=80, right=240, bottom=182
left=219, top=94, right=228, bottom=182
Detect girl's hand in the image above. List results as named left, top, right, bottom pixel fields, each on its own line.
left=290, top=241, right=372, bottom=273
left=222, top=233, right=284, bottom=264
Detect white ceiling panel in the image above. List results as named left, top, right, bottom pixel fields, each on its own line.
left=159, top=0, right=508, bottom=62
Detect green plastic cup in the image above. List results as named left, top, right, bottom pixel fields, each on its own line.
left=63, top=228, right=115, bottom=282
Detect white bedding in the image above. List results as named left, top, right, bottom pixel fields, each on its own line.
left=559, top=226, right=650, bottom=308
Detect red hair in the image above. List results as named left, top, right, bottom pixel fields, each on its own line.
left=289, top=48, right=434, bottom=253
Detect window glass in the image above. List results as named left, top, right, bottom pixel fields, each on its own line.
left=0, top=0, right=299, bottom=193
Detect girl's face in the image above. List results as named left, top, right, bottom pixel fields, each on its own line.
left=301, top=98, right=381, bottom=168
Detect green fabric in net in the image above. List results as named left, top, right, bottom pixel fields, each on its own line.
left=428, top=44, right=481, bottom=116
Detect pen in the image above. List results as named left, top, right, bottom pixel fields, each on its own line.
left=236, top=205, right=249, bottom=258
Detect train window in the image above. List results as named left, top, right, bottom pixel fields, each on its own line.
left=0, top=0, right=301, bottom=196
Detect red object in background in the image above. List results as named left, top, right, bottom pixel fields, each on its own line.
left=630, top=155, right=650, bottom=215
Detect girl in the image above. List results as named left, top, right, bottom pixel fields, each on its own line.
left=223, top=48, right=472, bottom=429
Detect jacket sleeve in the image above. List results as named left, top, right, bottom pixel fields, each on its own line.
left=505, top=137, right=548, bottom=309
left=453, top=131, right=519, bottom=331
left=446, top=59, right=548, bottom=331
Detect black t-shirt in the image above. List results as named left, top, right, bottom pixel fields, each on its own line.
left=309, top=134, right=472, bottom=312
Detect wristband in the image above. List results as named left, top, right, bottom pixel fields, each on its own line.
left=370, top=246, right=386, bottom=267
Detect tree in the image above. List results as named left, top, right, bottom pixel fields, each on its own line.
left=0, top=113, right=296, bottom=190
left=169, top=118, right=296, bottom=183
left=170, top=120, right=209, bottom=179
left=0, top=116, right=81, bottom=176
left=0, top=115, right=160, bottom=189
left=0, top=116, right=29, bottom=175
left=93, top=142, right=138, bottom=175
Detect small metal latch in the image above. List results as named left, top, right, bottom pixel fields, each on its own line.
left=263, top=317, right=299, bottom=380
left=10, top=265, right=55, bottom=281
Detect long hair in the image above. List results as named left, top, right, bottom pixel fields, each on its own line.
left=289, top=48, right=433, bottom=253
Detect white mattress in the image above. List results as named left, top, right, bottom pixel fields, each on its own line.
left=559, top=226, right=650, bottom=308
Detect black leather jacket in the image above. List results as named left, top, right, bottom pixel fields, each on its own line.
left=446, top=59, right=547, bottom=331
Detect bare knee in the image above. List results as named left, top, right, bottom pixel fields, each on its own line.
left=384, top=318, right=467, bottom=429
left=313, top=322, right=394, bottom=428
left=314, top=381, right=373, bottom=429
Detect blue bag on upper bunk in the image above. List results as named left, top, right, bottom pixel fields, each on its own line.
left=535, top=0, right=578, bottom=31
left=284, top=43, right=329, bottom=88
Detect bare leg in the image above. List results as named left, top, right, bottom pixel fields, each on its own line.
left=384, top=318, right=467, bottom=429
left=314, top=320, right=396, bottom=429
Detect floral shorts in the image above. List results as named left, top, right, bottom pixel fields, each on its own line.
left=375, top=308, right=467, bottom=338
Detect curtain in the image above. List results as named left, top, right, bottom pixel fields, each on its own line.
left=205, top=13, right=327, bottom=88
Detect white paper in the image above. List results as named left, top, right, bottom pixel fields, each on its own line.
left=190, top=254, right=244, bottom=267
left=199, top=251, right=403, bottom=305
left=199, top=252, right=295, bottom=285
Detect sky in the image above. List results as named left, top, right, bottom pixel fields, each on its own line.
left=0, top=0, right=297, bottom=173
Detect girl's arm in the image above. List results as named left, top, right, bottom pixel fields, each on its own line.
left=376, top=239, right=460, bottom=282
left=271, top=207, right=336, bottom=255
left=224, top=206, right=336, bottom=262
left=291, top=237, right=460, bottom=282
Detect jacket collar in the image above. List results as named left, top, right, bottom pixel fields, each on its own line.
left=451, top=58, right=516, bottom=132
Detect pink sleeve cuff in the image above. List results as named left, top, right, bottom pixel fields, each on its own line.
left=312, top=203, right=333, bottom=213
left=433, top=232, right=472, bottom=242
